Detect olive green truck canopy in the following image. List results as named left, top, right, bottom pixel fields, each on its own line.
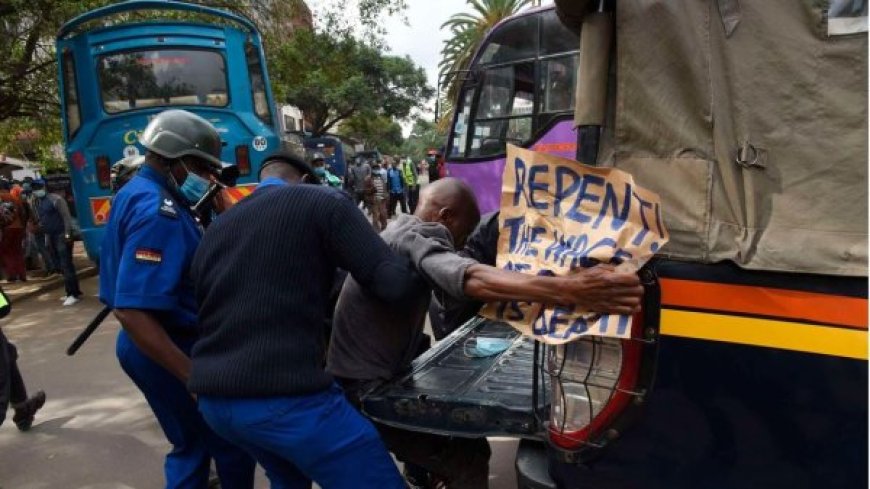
left=557, top=0, right=867, bottom=276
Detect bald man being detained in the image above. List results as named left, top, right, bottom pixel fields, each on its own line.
left=327, top=177, right=643, bottom=489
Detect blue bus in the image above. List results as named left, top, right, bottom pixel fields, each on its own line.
left=56, top=0, right=280, bottom=261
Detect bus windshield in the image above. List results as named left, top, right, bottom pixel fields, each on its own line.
left=448, top=8, right=579, bottom=159
left=98, top=49, right=228, bottom=113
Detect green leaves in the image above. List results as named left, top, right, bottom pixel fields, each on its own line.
left=0, top=0, right=110, bottom=170
left=401, top=118, right=446, bottom=161
left=437, top=0, right=532, bottom=122
left=270, top=29, right=432, bottom=136
left=0, top=117, right=66, bottom=172
left=339, top=114, right=404, bottom=155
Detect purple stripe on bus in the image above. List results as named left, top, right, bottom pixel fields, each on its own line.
left=446, top=120, right=577, bottom=214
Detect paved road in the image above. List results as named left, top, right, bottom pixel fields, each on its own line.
left=0, top=276, right=518, bottom=488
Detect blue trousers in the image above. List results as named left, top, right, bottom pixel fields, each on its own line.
left=117, top=330, right=255, bottom=489
left=198, top=385, right=405, bottom=489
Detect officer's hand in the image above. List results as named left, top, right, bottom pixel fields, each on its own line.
left=562, top=265, right=643, bottom=315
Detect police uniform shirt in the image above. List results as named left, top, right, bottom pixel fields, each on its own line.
left=98, top=165, right=201, bottom=330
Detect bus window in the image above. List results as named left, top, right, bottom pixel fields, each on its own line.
left=539, top=54, right=578, bottom=113
left=477, top=64, right=534, bottom=118
left=469, top=62, right=534, bottom=157
left=448, top=9, right=582, bottom=161
left=478, top=15, right=538, bottom=65
left=98, top=49, right=228, bottom=113
left=246, top=43, right=272, bottom=125
left=283, top=114, right=299, bottom=131
left=450, top=89, right=475, bottom=158
left=540, top=9, right=580, bottom=55
left=61, top=51, right=82, bottom=138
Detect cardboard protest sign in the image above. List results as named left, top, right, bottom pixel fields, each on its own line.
left=480, top=145, right=668, bottom=344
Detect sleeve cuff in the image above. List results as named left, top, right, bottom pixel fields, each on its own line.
left=420, top=254, right=478, bottom=300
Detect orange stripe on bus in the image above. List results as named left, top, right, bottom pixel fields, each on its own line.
left=224, top=185, right=255, bottom=204
left=660, top=278, right=868, bottom=329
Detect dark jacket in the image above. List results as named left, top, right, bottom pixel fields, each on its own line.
left=0, top=288, right=12, bottom=427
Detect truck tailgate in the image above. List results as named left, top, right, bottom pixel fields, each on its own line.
left=362, top=317, right=548, bottom=438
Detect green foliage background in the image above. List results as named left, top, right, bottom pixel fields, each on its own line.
left=270, top=28, right=432, bottom=137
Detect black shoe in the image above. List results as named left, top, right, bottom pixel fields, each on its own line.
left=12, top=391, right=46, bottom=432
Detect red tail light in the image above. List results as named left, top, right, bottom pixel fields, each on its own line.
left=547, top=309, right=649, bottom=450
left=96, top=155, right=111, bottom=189
left=235, top=145, right=250, bottom=176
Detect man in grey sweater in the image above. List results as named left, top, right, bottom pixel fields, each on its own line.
left=328, top=178, right=643, bottom=488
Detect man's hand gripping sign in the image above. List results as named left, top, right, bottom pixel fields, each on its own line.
left=480, top=145, right=669, bottom=344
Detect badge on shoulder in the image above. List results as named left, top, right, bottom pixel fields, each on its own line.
left=135, top=248, right=163, bottom=264
left=158, top=197, right=178, bottom=219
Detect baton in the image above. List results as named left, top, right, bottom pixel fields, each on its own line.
left=67, top=306, right=112, bottom=356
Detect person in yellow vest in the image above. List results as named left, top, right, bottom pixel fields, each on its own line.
left=401, top=156, right=419, bottom=213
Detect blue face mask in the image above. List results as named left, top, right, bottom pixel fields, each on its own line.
left=464, top=337, right=513, bottom=358
left=179, top=169, right=211, bottom=204
left=314, top=167, right=327, bottom=177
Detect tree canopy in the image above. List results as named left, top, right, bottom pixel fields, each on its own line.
left=339, top=114, right=404, bottom=155
left=270, top=29, right=432, bottom=137
left=401, top=119, right=445, bottom=161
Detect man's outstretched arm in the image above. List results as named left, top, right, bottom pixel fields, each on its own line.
left=463, top=264, right=643, bottom=316
left=405, top=223, right=644, bottom=316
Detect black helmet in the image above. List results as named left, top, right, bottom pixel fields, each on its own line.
left=139, top=109, right=223, bottom=168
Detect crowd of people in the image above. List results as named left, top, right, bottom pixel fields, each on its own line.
left=342, top=150, right=446, bottom=232
left=5, top=108, right=644, bottom=489
left=0, top=177, right=82, bottom=305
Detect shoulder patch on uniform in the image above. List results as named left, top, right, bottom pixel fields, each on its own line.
left=158, top=197, right=179, bottom=219
left=135, top=248, right=163, bottom=264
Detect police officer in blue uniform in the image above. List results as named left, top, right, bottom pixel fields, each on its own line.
left=99, top=110, right=256, bottom=489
